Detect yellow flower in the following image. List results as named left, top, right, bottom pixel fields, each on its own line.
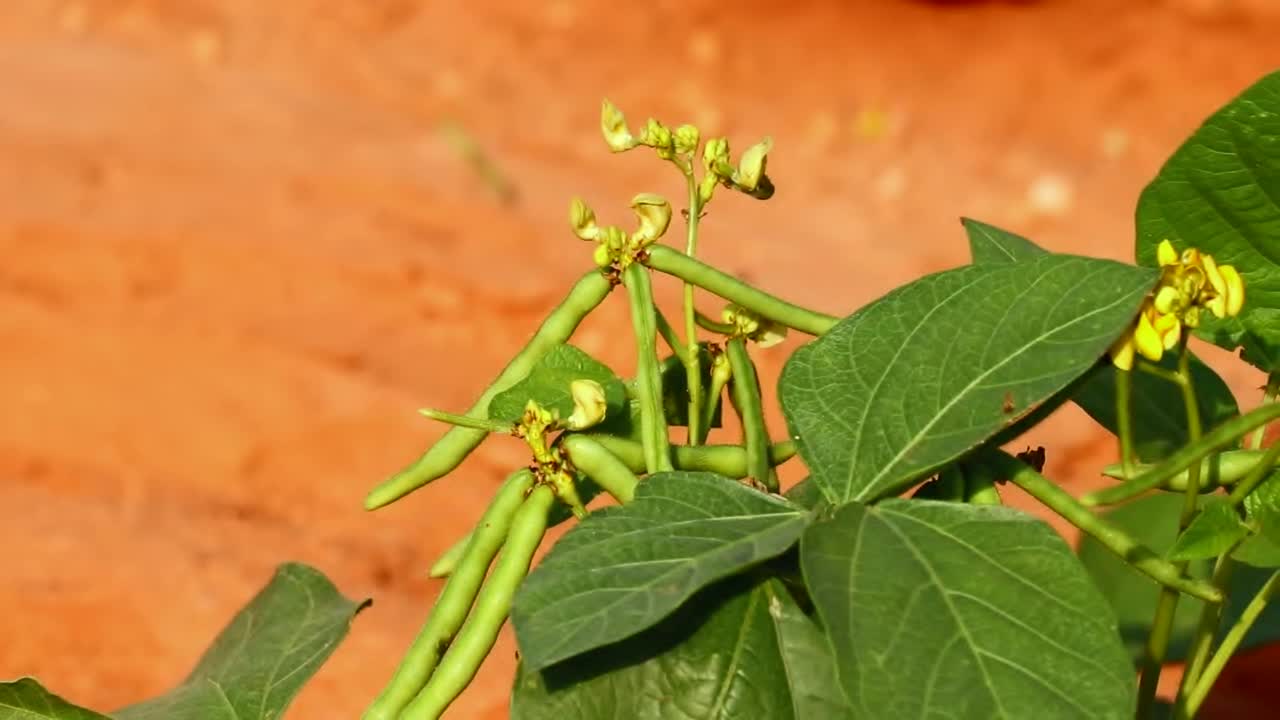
left=601, top=99, right=638, bottom=152
left=629, top=193, right=672, bottom=246
left=1111, top=240, right=1246, bottom=370
left=569, top=197, right=599, bottom=241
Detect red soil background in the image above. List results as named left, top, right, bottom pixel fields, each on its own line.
left=4, top=0, right=1280, bottom=717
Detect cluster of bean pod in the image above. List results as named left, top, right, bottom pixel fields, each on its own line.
left=358, top=251, right=832, bottom=719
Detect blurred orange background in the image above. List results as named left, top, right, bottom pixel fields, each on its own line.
left=4, top=0, right=1280, bottom=718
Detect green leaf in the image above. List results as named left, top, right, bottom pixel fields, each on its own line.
left=802, top=499, right=1135, bottom=719
left=488, top=344, right=627, bottom=424
left=779, top=254, right=1157, bottom=504
left=962, top=217, right=1047, bottom=263
left=0, top=679, right=109, bottom=720
left=114, top=563, right=367, bottom=720
left=1233, top=532, right=1280, bottom=567
left=1071, top=354, right=1239, bottom=463
left=1168, top=499, right=1251, bottom=561
left=1135, top=70, right=1280, bottom=371
left=1078, top=494, right=1280, bottom=661
left=959, top=218, right=1241, bottom=463
left=782, top=477, right=826, bottom=510
left=511, top=576, right=852, bottom=720
left=511, top=472, right=810, bottom=672
left=1245, top=472, right=1280, bottom=544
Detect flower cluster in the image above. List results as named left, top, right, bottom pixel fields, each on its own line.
left=569, top=193, right=673, bottom=269
left=721, top=303, right=788, bottom=347
left=1109, top=240, right=1245, bottom=370
left=600, top=99, right=773, bottom=203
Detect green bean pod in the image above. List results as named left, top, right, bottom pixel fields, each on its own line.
left=401, top=484, right=556, bottom=720
left=365, top=270, right=612, bottom=510
left=1101, top=449, right=1266, bottom=492
left=623, top=263, right=673, bottom=474
left=363, top=469, right=535, bottom=720
left=644, top=245, right=838, bottom=336
left=583, top=433, right=796, bottom=479
left=726, top=337, right=777, bottom=492
left=428, top=530, right=473, bottom=579
left=562, top=434, right=640, bottom=504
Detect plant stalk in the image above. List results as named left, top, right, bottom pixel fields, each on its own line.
left=1181, top=570, right=1280, bottom=718
left=683, top=173, right=705, bottom=446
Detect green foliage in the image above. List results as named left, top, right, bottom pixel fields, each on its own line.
left=511, top=576, right=848, bottom=720
left=1077, top=494, right=1280, bottom=661
left=511, top=472, right=809, bottom=671
left=1, top=564, right=364, bottom=720
left=488, top=344, right=627, bottom=424
left=1167, top=500, right=1251, bottom=561
left=802, top=500, right=1136, bottom=719
left=779, top=254, right=1156, bottom=504
left=1136, top=71, right=1280, bottom=372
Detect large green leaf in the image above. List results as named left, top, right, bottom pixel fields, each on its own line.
left=488, top=344, right=627, bottom=424
left=802, top=499, right=1135, bottom=719
left=0, top=680, right=109, bottom=720
left=960, top=217, right=1240, bottom=462
left=963, top=217, right=1046, bottom=264
left=1136, top=71, right=1280, bottom=371
left=779, top=255, right=1156, bottom=503
left=511, top=576, right=851, bottom=720
left=1077, top=493, right=1280, bottom=661
left=511, top=473, right=810, bottom=671
left=114, top=563, right=367, bottom=720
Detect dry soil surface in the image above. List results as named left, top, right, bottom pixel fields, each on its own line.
left=4, top=0, right=1280, bottom=718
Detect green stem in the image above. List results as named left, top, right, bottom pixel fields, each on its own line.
left=417, top=408, right=513, bottom=434
left=1081, top=401, right=1280, bottom=507
left=1182, top=570, right=1280, bottom=718
left=726, top=337, right=777, bottom=492
left=700, top=350, right=732, bottom=444
left=623, top=262, right=673, bottom=473
left=644, top=245, right=838, bottom=336
left=653, top=305, right=688, bottom=365
left=365, top=270, right=612, bottom=510
left=986, top=449, right=1222, bottom=604
left=682, top=175, right=705, bottom=446
left=584, top=433, right=796, bottom=478
left=1177, top=554, right=1236, bottom=711
left=1248, top=390, right=1276, bottom=449
left=1138, top=344, right=1206, bottom=719
left=695, top=309, right=737, bottom=335
left=1227, top=440, right=1280, bottom=507
left=1117, top=367, right=1136, bottom=481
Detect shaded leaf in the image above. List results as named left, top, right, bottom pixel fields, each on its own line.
left=1168, top=500, right=1250, bottom=561
left=1245, top=472, right=1280, bottom=545
left=0, top=680, right=108, bottom=720
left=489, top=344, right=626, bottom=425
left=1072, top=354, right=1239, bottom=463
left=512, top=473, right=810, bottom=671
left=802, top=499, right=1135, bottom=719
left=1078, top=494, right=1280, bottom=661
left=1136, top=70, right=1280, bottom=371
left=782, top=477, right=826, bottom=510
left=779, top=254, right=1156, bottom=503
left=512, top=576, right=850, bottom=720
left=1233, top=533, right=1280, bottom=568
left=114, top=563, right=367, bottom=720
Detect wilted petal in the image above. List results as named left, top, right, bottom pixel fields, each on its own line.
left=569, top=197, right=599, bottom=241
left=630, top=193, right=672, bottom=245
left=601, top=99, right=637, bottom=152
left=733, top=137, right=773, bottom=192
left=565, top=379, right=607, bottom=430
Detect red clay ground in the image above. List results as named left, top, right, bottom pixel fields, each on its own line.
left=4, top=1, right=1280, bottom=717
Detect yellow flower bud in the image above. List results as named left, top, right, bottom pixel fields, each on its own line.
left=569, top=197, right=599, bottom=241
left=703, top=137, right=733, bottom=180
left=674, top=124, right=700, bottom=155
left=601, top=99, right=638, bottom=152
left=1157, top=239, right=1179, bottom=267
left=1153, top=285, right=1181, bottom=315
left=1110, top=333, right=1136, bottom=371
left=1134, top=308, right=1165, bottom=362
left=734, top=138, right=771, bottom=186
left=630, top=193, right=672, bottom=246
left=640, top=118, right=674, bottom=158
left=592, top=243, right=613, bottom=268
left=565, top=379, right=607, bottom=430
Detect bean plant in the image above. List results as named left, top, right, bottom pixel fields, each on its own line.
left=9, top=72, right=1280, bottom=720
